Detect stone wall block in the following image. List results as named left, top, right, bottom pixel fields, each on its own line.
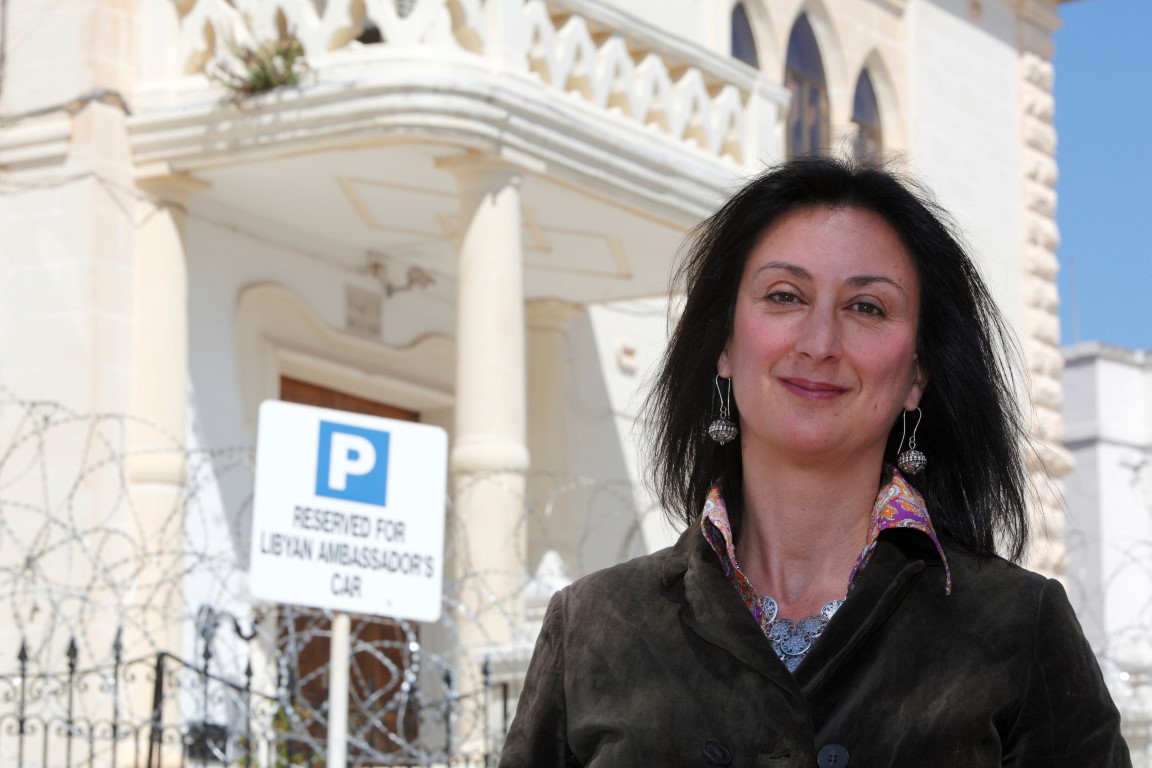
left=1017, top=1, right=1072, bottom=580
left=1023, top=150, right=1058, bottom=187
left=1021, top=51, right=1054, bottom=89
left=1024, top=439, right=1074, bottom=478
left=1030, top=375, right=1062, bottom=412
left=1034, top=408, right=1066, bottom=447
left=1023, top=244, right=1059, bottom=279
left=1024, top=342, right=1064, bottom=379
left=1030, top=91, right=1054, bottom=122
left=1023, top=307, right=1060, bottom=346
left=1024, top=121, right=1057, bottom=155
left=1026, top=218, right=1060, bottom=250
left=1024, top=276, right=1059, bottom=312
left=1022, top=90, right=1054, bottom=122
left=1025, top=181, right=1056, bottom=217
left=1027, top=400, right=1059, bottom=435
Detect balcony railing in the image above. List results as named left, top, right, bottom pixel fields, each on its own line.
left=171, top=0, right=778, bottom=165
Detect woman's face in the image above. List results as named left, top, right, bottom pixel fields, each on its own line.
left=717, top=206, right=928, bottom=465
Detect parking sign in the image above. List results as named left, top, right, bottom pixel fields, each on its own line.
left=316, top=421, right=391, bottom=505
left=249, top=400, right=448, bottom=621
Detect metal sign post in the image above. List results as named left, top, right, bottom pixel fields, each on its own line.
left=328, top=611, right=351, bottom=768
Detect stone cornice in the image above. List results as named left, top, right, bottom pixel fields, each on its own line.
left=1064, top=342, right=1152, bottom=369
left=1011, top=0, right=1062, bottom=37
left=0, top=115, right=72, bottom=172
left=128, top=62, right=755, bottom=225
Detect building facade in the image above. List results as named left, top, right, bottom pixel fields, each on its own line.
left=1063, top=342, right=1152, bottom=761
left=0, top=0, right=1081, bottom=763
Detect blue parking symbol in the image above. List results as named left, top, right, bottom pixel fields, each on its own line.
left=315, top=421, right=390, bottom=507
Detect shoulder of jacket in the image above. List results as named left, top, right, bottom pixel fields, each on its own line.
left=568, top=545, right=677, bottom=589
left=939, top=538, right=1050, bottom=604
left=554, top=544, right=682, bottom=610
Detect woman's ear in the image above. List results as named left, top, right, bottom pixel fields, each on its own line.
left=717, top=346, right=731, bottom=378
left=904, top=360, right=929, bottom=411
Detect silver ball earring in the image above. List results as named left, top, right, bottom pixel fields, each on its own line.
left=897, top=407, right=927, bottom=475
left=708, top=375, right=738, bottom=446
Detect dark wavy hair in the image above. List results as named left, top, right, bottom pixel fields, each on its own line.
left=643, top=155, right=1030, bottom=561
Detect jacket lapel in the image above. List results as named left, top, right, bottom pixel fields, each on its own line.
left=669, top=523, right=934, bottom=701
left=796, top=538, right=926, bottom=696
left=672, top=526, right=801, bottom=696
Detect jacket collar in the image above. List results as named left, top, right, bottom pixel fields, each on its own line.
left=700, top=465, right=952, bottom=603
left=850, top=466, right=952, bottom=595
left=668, top=528, right=931, bottom=696
left=663, top=524, right=803, bottom=698
left=662, top=491, right=947, bottom=694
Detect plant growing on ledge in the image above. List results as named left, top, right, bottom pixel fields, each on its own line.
left=207, top=35, right=307, bottom=98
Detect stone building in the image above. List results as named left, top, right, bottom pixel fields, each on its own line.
left=0, top=0, right=1079, bottom=763
left=1063, top=342, right=1152, bottom=761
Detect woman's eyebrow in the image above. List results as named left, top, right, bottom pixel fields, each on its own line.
left=846, top=274, right=908, bottom=296
left=755, top=261, right=810, bottom=279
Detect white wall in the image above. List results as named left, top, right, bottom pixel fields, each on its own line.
left=906, top=0, right=1024, bottom=334
left=1063, top=343, right=1152, bottom=757
left=585, top=298, right=683, bottom=557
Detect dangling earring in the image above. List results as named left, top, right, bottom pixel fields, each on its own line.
left=897, top=407, right=927, bottom=474
left=708, top=375, right=738, bottom=445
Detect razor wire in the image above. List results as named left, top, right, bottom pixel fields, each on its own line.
left=0, top=387, right=1149, bottom=766
left=0, top=387, right=664, bottom=767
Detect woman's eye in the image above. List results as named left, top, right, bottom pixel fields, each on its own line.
left=766, top=291, right=800, bottom=304
left=850, top=301, right=884, bottom=316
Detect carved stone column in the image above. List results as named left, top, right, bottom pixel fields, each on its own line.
left=526, top=300, right=583, bottom=576
left=128, top=174, right=207, bottom=488
left=1014, top=0, right=1072, bottom=577
left=124, top=171, right=206, bottom=763
left=438, top=153, right=530, bottom=652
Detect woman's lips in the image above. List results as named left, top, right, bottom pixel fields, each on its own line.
left=780, top=377, right=849, bottom=401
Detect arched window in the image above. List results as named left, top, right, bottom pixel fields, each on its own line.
left=784, top=14, right=829, bottom=157
left=731, top=3, right=759, bottom=69
left=852, top=69, right=882, bottom=160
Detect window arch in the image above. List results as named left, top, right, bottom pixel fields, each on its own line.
left=852, top=69, right=882, bottom=160
left=731, top=3, right=759, bottom=69
left=784, top=13, right=829, bottom=157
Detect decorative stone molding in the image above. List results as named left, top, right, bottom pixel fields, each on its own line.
left=522, top=5, right=747, bottom=161
left=169, top=0, right=787, bottom=167
left=174, top=0, right=487, bottom=73
left=234, top=283, right=455, bottom=434
left=1014, top=0, right=1071, bottom=577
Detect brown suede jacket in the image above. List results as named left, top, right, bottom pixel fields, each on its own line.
left=499, top=524, right=1130, bottom=767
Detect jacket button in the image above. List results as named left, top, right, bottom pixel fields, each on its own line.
left=703, top=741, right=733, bottom=766
left=817, top=744, right=850, bottom=767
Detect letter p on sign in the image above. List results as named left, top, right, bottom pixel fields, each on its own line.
left=316, top=421, right=390, bottom=506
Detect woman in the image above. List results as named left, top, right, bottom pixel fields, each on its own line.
left=499, top=157, right=1130, bottom=767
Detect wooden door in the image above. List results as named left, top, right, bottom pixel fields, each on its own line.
left=278, top=377, right=419, bottom=761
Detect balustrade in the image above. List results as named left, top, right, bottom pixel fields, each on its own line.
left=170, top=0, right=768, bottom=164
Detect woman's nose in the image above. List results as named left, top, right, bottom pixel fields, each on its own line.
left=795, top=307, right=843, bottom=360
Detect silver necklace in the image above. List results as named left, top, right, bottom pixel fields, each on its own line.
left=756, top=595, right=844, bottom=673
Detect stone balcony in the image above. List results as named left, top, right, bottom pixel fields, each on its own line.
left=151, top=0, right=786, bottom=189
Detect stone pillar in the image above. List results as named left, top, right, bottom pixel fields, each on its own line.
left=127, top=174, right=206, bottom=488
left=124, top=173, right=205, bottom=755
left=1013, top=0, right=1072, bottom=579
left=438, top=153, right=530, bottom=650
left=526, top=301, right=583, bottom=576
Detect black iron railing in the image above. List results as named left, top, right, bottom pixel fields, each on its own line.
left=0, top=629, right=507, bottom=768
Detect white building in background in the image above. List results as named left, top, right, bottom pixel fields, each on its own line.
left=1063, top=342, right=1152, bottom=759
left=0, top=0, right=1091, bottom=762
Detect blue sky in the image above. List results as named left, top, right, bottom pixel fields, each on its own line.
left=1054, top=0, right=1152, bottom=350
